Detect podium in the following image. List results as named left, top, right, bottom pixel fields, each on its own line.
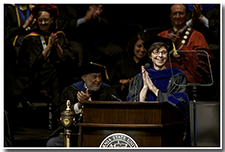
left=77, top=101, right=187, bottom=147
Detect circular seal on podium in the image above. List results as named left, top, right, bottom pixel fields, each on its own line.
left=99, top=133, right=138, bottom=148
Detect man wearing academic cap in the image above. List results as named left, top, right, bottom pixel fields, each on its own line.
left=46, top=62, right=119, bottom=147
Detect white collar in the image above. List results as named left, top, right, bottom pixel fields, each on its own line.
left=173, top=25, right=187, bottom=33
left=84, top=83, right=88, bottom=89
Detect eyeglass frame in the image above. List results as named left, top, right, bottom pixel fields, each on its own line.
left=152, top=50, right=168, bottom=56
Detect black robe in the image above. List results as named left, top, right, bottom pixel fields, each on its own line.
left=53, top=81, right=118, bottom=119
left=17, top=29, right=77, bottom=101
left=4, top=4, right=34, bottom=56
left=46, top=81, right=119, bottom=146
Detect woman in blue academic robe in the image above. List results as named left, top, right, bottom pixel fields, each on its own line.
left=127, top=36, right=188, bottom=111
left=126, top=36, right=190, bottom=146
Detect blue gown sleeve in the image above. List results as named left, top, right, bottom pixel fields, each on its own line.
left=157, top=73, right=189, bottom=114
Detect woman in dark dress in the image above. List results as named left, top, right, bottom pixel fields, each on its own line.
left=109, top=32, right=150, bottom=101
left=17, top=4, right=77, bottom=102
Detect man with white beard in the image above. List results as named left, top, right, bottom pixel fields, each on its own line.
left=46, top=61, right=119, bottom=147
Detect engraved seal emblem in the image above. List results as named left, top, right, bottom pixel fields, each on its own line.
left=99, top=133, right=138, bottom=148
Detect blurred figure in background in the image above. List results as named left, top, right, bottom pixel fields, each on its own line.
left=70, top=4, right=126, bottom=79
left=186, top=4, right=220, bottom=101
left=4, top=4, right=35, bottom=64
left=54, top=4, right=126, bottom=81
left=109, top=32, right=150, bottom=101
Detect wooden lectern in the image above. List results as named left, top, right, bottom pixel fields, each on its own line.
left=77, top=101, right=187, bottom=147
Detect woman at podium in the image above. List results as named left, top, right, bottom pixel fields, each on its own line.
left=127, top=36, right=189, bottom=115
left=126, top=36, right=190, bottom=146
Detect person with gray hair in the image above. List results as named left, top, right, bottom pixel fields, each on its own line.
left=46, top=62, right=119, bottom=147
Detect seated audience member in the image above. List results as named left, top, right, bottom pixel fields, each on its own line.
left=17, top=4, right=77, bottom=104
left=127, top=36, right=190, bottom=146
left=109, top=31, right=149, bottom=101
left=46, top=62, right=119, bottom=147
left=158, top=4, right=211, bottom=84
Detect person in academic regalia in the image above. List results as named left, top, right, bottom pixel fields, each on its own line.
left=158, top=4, right=211, bottom=84
left=109, top=31, right=150, bottom=101
left=17, top=4, right=77, bottom=103
left=46, top=62, right=119, bottom=147
left=4, top=4, right=35, bottom=62
left=127, top=36, right=190, bottom=146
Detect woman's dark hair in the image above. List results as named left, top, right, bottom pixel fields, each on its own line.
left=33, top=10, right=57, bottom=31
left=125, top=32, right=148, bottom=57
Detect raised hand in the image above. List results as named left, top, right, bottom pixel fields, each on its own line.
left=167, top=30, right=182, bottom=49
left=193, top=4, right=203, bottom=21
left=49, top=33, right=58, bottom=47
left=142, top=65, right=159, bottom=96
left=23, top=14, right=34, bottom=29
left=77, top=89, right=90, bottom=102
left=93, top=5, right=103, bottom=19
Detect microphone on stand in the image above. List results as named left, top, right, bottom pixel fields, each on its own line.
left=111, top=94, right=122, bottom=102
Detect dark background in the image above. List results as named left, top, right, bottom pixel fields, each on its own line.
left=104, top=4, right=172, bottom=29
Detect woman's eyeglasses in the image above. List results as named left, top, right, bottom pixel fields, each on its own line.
left=152, top=50, right=167, bottom=55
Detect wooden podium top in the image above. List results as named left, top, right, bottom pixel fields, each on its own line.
left=80, top=101, right=164, bottom=105
left=79, top=101, right=186, bottom=126
left=80, top=100, right=184, bottom=109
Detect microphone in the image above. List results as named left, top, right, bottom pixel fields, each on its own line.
left=111, top=94, right=122, bottom=102
left=144, top=63, right=151, bottom=70
left=141, top=63, right=151, bottom=75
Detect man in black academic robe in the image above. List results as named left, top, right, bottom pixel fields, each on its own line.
left=46, top=62, right=119, bottom=147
